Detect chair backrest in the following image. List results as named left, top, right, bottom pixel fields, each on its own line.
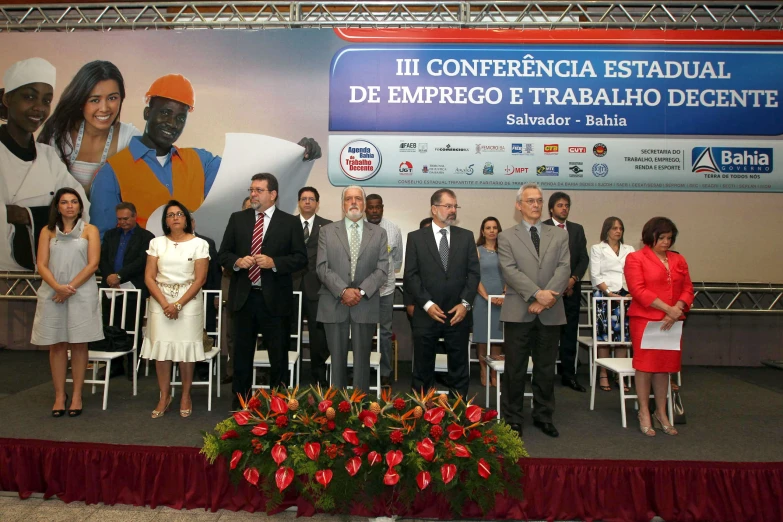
left=580, top=288, right=594, bottom=329
left=486, top=293, right=505, bottom=358
left=591, top=295, right=632, bottom=360
left=100, top=288, right=142, bottom=350
left=202, top=289, right=222, bottom=352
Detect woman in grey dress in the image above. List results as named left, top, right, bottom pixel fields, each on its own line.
left=31, top=187, right=103, bottom=417
left=473, top=217, right=505, bottom=387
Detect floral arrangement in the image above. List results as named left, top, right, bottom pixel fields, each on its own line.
left=201, top=386, right=527, bottom=516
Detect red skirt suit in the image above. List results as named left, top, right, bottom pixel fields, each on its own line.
left=624, top=246, right=694, bottom=373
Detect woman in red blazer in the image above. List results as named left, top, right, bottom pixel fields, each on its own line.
left=624, top=217, right=694, bottom=437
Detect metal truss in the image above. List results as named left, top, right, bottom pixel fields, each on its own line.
left=4, top=273, right=783, bottom=313
left=0, top=1, right=782, bottom=32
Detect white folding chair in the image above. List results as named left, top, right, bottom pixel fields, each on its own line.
left=325, top=323, right=382, bottom=393
left=169, top=290, right=222, bottom=411
left=589, top=295, right=673, bottom=427
left=577, top=289, right=596, bottom=382
left=69, top=288, right=141, bottom=410
left=252, top=291, right=302, bottom=390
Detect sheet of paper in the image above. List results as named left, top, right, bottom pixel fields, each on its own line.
left=147, top=133, right=314, bottom=247
left=640, top=321, right=683, bottom=351
left=119, top=281, right=136, bottom=290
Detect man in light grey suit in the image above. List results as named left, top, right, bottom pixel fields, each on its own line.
left=316, top=186, right=389, bottom=392
left=498, top=182, right=570, bottom=438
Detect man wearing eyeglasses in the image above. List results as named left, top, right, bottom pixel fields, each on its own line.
left=497, top=182, right=570, bottom=438
left=403, top=189, right=480, bottom=398
left=292, top=186, right=332, bottom=387
left=218, top=173, right=307, bottom=408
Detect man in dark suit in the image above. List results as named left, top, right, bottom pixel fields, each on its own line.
left=403, top=189, right=480, bottom=398
left=292, top=186, right=332, bottom=387
left=218, top=173, right=307, bottom=408
left=543, top=191, right=589, bottom=392
left=99, top=202, right=154, bottom=379
left=498, top=183, right=570, bottom=438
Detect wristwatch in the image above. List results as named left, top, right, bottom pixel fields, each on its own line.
left=115, top=274, right=122, bottom=281
left=359, top=289, right=366, bottom=298
left=461, top=299, right=472, bottom=311
left=174, top=302, right=182, bottom=311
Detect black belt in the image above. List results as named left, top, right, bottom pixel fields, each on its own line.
left=250, top=286, right=263, bottom=291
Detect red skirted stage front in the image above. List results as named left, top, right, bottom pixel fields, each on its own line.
left=1, top=437, right=781, bottom=521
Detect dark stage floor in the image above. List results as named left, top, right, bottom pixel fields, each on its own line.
left=0, top=347, right=781, bottom=463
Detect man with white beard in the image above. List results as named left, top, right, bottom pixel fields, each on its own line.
left=316, top=186, right=388, bottom=392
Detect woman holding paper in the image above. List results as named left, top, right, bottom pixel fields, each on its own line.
left=624, top=217, right=693, bottom=437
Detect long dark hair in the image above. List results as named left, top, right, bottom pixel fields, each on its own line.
left=38, top=61, right=127, bottom=170
left=47, top=188, right=84, bottom=231
left=476, top=216, right=502, bottom=247
left=600, top=216, right=625, bottom=243
left=161, top=200, right=193, bottom=235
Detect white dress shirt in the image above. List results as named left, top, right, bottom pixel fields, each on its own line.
left=589, top=241, right=635, bottom=292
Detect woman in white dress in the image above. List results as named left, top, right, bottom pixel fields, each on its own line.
left=141, top=200, right=209, bottom=418
left=38, top=61, right=141, bottom=197
left=31, top=187, right=103, bottom=417
left=589, top=216, right=635, bottom=392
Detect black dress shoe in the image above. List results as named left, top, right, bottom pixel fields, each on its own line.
left=508, top=423, right=523, bottom=437
left=533, top=420, right=559, bottom=438
left=562, top=377, right=586, bottom=392
left=221, top=375, right=233, bottom=385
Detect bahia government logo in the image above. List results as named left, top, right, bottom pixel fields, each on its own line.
left=483, top=162, right=494, bottom=175
left=592, top=163, right=609, bottom=177
left=399, top=161, right=413, bottom=175
left=692, top=147, right=773, bottom=173
left=536, top=165, right=559, bottom=176
left=340, top=140, right=381, bottom=181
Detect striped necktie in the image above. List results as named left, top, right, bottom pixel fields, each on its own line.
left=248, top=212, right=264, bottom=283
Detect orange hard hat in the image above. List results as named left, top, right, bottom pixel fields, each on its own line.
left=145, top=74, right=195, bottom=112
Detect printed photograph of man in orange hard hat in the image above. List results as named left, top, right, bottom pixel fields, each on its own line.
left=89, top=73, right=321, bottom=238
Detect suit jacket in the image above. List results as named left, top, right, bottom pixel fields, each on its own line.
left=403, top=226, right=480, bottom=329
left=218, top=207, right=307, bottom=315
left=316, top=219, right=388, bottom=324
left=98, top=225, right=155, bottom=297
left=195, top=232, right=221, bottom=291
left=292, top=214, right=332, bottom=299
left=625, top=246, right=694, bottom=320
left=543, top=218, right=589, bottom=280
left=497, top=222, right=571, bottom=325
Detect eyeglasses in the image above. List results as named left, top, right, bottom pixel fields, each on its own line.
left=299, top=197, right=316, bottom=202
left=248, top=188, right=272, bottom=194
left=522, top=199, right=544, bottom=206
left=165, top=212, right=185, bottom=218
left=433, top=204, right=460, bottom=211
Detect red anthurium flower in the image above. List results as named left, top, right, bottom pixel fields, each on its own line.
left=345, top=456, right=362, bottom=476
left=243, top=467, right=260, bottom=486
left=384, top=467, right=400, bottom=486
left=467, top=429, right=482, bottom=442
left=358, top=409, right=378, bottom=428
left=342, top=428, right=359, bottom=445
left=441, top=463, right=457, bottom=484
left=271, top=444, right=287, bottom=465
left=478, top=458, right=491, bottom=479
left=367, top=451, right=381, bottom=466
left=221, top=429, right=239, bottom=440
left=353, top=443, right=369, bottom=456
left=275, top=467, right=294, bottom=492
left=416, top=438, right=436, bottom=462
left=453, top=443, right=471, bottom=458
left=483, top=409, right=498, bottom=422
left=416, top=470, right=432, bottom=490
left=229, top=449, right=243, bottom=469
left=233, top=410, right=252, bottom=425
left=423, top=407, right=445, bottom=424
left=385, top=449, right=403, bottom=468
left=315, top=469, right=333, bottom=487
left=251, top=423, right=269, bottom=436
left=304, top=442, right=321, bottom=461
left=465, top=404, right=482, bottom=423
left=318, top=399, right=332, bottom=413
left=270, top=396, right=288, bottom=414
left=446, top=423, right=464, bottom=440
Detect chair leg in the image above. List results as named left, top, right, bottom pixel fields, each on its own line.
left=619, top=377, right=627, bottom=428
left=495, top=372, right=501, bottom=418
left=208, top=359, right=213, bottom=412
left=216, top=355, right=221, bottom=398
left=667, top=377, right=674, bottom=424
left=92, top=361, right=98, bottom=394
left=590, top=364, right=597, bottom=411
left=132, top=350, right=138, bottom=396
left=102, top=360, right=111, bottom=410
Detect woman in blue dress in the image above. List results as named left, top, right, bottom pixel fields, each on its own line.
left=473, top=217, right=505, bottom=387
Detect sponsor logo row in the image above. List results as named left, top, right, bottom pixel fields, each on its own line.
left=400, top=141, right=609, bottom=157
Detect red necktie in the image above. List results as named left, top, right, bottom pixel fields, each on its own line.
left=557, top=223, right=565, bottom=229
left=248, top=213, right=264, bottom=283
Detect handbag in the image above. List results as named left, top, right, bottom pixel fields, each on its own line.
left=672, top=388, right=686, bottom=425
left=89, top=325, right=133, bottom=353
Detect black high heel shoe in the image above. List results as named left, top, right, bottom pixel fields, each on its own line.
left=52, top=393, right=68, bottom=418
left=68, top=396, right=82, bottom=418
